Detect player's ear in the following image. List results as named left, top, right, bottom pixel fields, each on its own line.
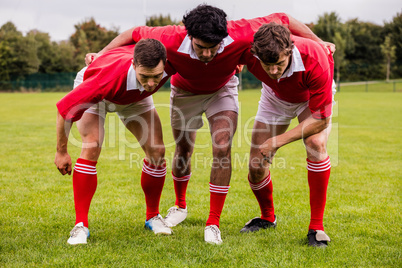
left=132, top=59, right=137, bottom=71
left=188, top=35, right=192, bottom=41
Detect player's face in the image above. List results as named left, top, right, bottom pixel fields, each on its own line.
left=260, top=51, right=291, bottom=80
left=190, top=37, right=220, bottom=63
left=134, top=60, right=165, bottom=92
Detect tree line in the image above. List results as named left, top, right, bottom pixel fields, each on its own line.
left=0, top=12, right=401, bottom=91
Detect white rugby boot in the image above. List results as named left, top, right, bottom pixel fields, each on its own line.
left=204, top=225, right=222, bottom=245
left=164, top=206, right=188, bottom=227
left=67, top=222, right=90, bottom=245
left=145, top=214, right=173, bottom=235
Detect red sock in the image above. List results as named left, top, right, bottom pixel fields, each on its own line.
left=172, top=172, right=190, bottom=209
left=206, top=183, right=230, bottom=227
left=73, top=158, right=98, bottom=227
left=141, top=159, right=166, bottom=220
left=249, top=172, right=275, bottom=222
left=307, top=156, right=331, bottom=231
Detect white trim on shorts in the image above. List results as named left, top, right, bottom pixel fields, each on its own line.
left=255, top=85, right=308, bottom=125
left=255, top=81, right=337, bottom=126
left=73, top=67, right=155, bottom=123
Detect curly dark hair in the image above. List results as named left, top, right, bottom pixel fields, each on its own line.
left=251, top=22, right=294, bottom=64
left=182, top=4, right=228, bottom=44
left=134, top=39, right=167, bottom=68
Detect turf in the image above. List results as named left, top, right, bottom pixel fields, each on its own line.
left=0, top=90, right=400, bottom=267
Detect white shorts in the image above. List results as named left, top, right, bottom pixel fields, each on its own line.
left=255, top=86, right=309, bottom=125
left=74, top=67, right=154, bottom=122
left=255, top=82, right=336, bottom=125
left=170, top=75, right=239, bottom=131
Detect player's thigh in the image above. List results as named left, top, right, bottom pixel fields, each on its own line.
left=297, top=106, right=331, bottom=145
left=250, top=121, right=288, bottom=163
left=76, top=112, right=105, bottom=146
left=124, top=108, right=164, bottom=149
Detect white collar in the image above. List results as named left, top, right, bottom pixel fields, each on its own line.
left=126, top=63, right=168, bottom=92
left=253, top=45, right=305, bottom=82
left=279, top=46, right=305, bottom=80
left=177, top=34, right=234, bottom=60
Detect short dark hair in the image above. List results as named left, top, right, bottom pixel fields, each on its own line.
left=133, top=39, right=167, bottom=68
left=182, top=4, right=228, bottom=44
left=251, top=23, right=294, bottom=64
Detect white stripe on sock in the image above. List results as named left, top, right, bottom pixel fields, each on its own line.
left=172, top=173, right=191, bottom=182
left=75, top=163, right=96, bottom=170
left=74, top=168, right=97, bottom=175
left=249, top=174, right=271, bottom=191
left=307, top=158, right=331, bottom=172
left=209, top=183, right=230, bottom=194
left=142, top=163, right=167, bottom=177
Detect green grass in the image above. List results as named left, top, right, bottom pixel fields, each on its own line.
left=338, top=80, right=402, bottom=92
left=0, top=90, right=401, bottom=267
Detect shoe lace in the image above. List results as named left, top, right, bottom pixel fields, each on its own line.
left=208, top=226, right=220, bottom=239
left=165, top=207, right=178, bottom=218
left=156, top=216, right=170, bottom=228
left=70, top=226, right=85, bottom=237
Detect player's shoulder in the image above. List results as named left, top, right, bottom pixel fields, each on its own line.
left=95, top=45, right=134, bottom=65
left=292, top=36, right=322, bottom=51
left=292, top=36, right=329, bottom=66
left=143, top=24, right=186, bottom=38
left=85, top=45, right=133, bottom=79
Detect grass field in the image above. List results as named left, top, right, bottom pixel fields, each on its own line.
left=0, top=90, right=401, bottom=267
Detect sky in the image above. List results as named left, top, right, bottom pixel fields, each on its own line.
left=0, top=0, right=401, bottom=41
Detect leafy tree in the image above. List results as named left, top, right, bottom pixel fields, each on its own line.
left=313, top=12, right=349, bottom=83
left=380, top=34, right=396, bottom=81
left=333, top=31, right=346, bottom=86
left=343, top=19, right=383, bottom=80
left=54, top=41, right=76, bottom=73
left=28, top=30, right=56, bottom=73
left=384, top=12, right=402, bottom=77
left=70, top=18, right=119, bottom=69
left=0, top=22, right=38, bottom=83
left=146, top=14, right=181, bottom=26
left=313, top=12, right=343, bottom=43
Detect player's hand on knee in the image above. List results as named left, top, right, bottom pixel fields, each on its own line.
left=259, top=139, right=278, bottom=164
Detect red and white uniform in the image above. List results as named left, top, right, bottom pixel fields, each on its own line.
left=245, top=35, right=334, bottom=119
left=57, top=45, right=175, bottom=122
left=131, top=13, right=290, bottom=94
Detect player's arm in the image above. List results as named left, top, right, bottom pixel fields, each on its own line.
left=260, top=116, right=330, bottom=163
left=85, top=27, right=136, bottom=65
left=55, top=111, right=73, bottom=175
left=286, top=13, right=335, bottom=54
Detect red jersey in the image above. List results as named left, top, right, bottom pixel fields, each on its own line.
left=57, top=45, right=174, bottom=122
left=245, top=35, right=334, bottom=119
left=131, top=13, right=289, bottom=94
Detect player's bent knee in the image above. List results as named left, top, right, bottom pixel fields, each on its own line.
left=175, top=147, right=193, bottom=160
left=304, top=135, right=327, bottom=160
left=305, top=135, right=326, bottom=151
left=145, top=146, right=165, bottom=165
